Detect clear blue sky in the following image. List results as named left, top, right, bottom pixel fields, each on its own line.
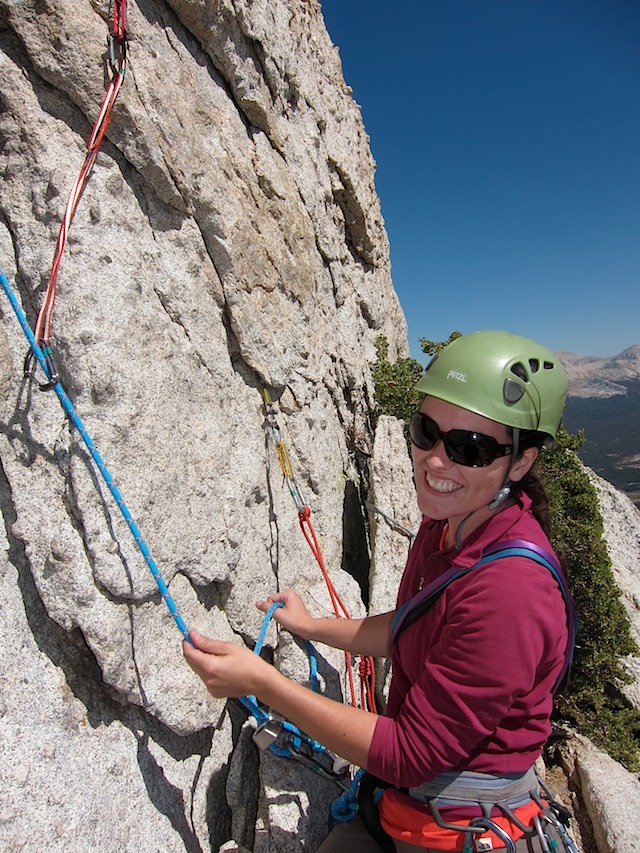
left=320, top=0, right=640, bottom=360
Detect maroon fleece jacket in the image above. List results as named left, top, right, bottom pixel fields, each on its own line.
left=368, top=494, right=568, bottom=788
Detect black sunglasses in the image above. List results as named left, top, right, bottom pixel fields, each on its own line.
left=409, top=411, right=513, bottom=468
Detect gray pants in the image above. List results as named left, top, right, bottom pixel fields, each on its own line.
left=315, top=814, right=567, bottom=852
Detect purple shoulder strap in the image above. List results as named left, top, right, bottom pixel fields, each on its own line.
left=484, top=538, right=560, bottom=569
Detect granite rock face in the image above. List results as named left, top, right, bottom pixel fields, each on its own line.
left=0, top=1, right=408, bottom=849
left=3, top=2, right=640, bottom=851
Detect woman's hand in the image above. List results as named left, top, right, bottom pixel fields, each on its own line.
left=183, top=629, right=378, bottom=772
left=258, top=591, right=394, bottom=658
left=183, top=631, right=271, bottom=699
left=256, top=590, right=315, bottom=639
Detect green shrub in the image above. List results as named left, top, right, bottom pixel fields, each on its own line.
left=540, top=428, right=640, bottom=769
left=371, top=334, right=640, bottom=770
left=370, top=337, right=424, bottom=429
left=371, top=332, right=461, bottom=446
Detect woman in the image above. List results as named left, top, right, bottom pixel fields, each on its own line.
left=184, top=331, right=576, bottom=852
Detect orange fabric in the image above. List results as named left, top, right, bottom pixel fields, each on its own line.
left=379, top=791, right=542, bottom=851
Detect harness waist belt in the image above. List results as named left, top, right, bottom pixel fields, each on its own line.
left=408, top=766, right=539, bottom=806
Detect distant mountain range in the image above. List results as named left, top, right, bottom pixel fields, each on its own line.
left=558, top=345, right=640, bottom=508
left=558, top=345, right=640, bottom=398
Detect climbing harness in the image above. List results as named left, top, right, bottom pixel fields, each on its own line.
left=25, top=0, right=129, bottom=390
left=336, top=764, right=581, bottom=852
left=332, top=541, right=580, bottom=849
left=241, top=601, right=350, bottom=785
left=262, top=389, right=376, bottom=714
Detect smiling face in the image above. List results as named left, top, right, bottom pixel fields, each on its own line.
left=411, top=396, right=539, bottom=547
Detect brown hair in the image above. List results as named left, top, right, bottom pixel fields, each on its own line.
left=510, top=429, right=551, bottom=535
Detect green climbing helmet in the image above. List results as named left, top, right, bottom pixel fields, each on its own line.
left=415, top=331, right=568, bottom=442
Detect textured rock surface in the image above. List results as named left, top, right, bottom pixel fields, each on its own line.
left=0, top=0, right=408, bottom=850
left=559, top=732, right=640, bottom=853
left=2, top=2, right=640, bottom=851
left=588, top=469, right=640, bottom=708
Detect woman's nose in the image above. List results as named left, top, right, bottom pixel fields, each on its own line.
left=415, top=437, right=451, bottom=468
left=427, top=438, right=451, bottom=467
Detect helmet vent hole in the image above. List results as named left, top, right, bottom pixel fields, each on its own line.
left=528, top=359, right=540, bottom=373
left=543, top=360, right=554, bottom=370
left=511, top=363, right=529, bottom=382
left=504, top=378, right=525, bottom=403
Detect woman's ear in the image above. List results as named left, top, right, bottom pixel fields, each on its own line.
left=509, top=446, right=539, bottom=483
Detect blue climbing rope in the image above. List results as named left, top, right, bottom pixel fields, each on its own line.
left=2, top=264, right=349, bottom=785
left=1, top=265, right=192, bottom=644
left=241, top=601, right=350, bottom=783
left=330, top=768, right=366, bottom=824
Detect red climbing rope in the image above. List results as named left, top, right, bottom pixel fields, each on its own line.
left=263, top=390, right=377, bottom=713
left=31, top=1, right=128, bottom=384
left=298, top=506, right=358, bottom=709
left=111, top=0, right=128, bottom=43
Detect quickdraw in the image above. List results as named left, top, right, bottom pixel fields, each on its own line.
left=262, top=389, right=376, bottom=714
left=25, top=0, right=129, bottom=390
left=240, top=601, right=350, bottom=785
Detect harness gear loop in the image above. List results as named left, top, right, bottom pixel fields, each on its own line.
left=262, top=388, right=376, bottom=713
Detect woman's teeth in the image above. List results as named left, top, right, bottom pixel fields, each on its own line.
left=426, top=473, right=461, bottom=493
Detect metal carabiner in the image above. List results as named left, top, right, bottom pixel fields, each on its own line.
left=286, top=737, right=349, bottom=783
left=23, top=342, right=60, bottom=391
left=536, top=809, right=582, bottom=853
left=555, top=820, right=582, bottom=853
left=466, top=816, right=517, bottom=853
left=108, top=31, right=127, bottom=76
left=531, top=785, right=582, bottom=851
left=533, top=813, right=552, bottom=852
left=252, top=711, right=285, bottom=751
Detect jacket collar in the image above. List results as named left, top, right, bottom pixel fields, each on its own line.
left=431, top=492, right=535, bottom=569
